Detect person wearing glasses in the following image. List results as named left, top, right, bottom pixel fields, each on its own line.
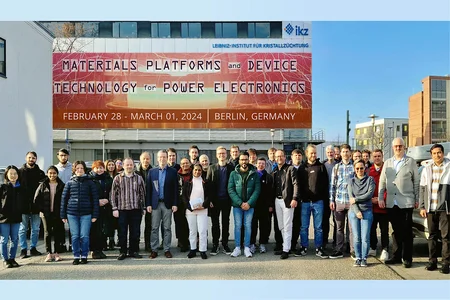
left=228, top=152, right=261, bottom=258
left=379, top=137, right=419, bottom=268
left=348, top=160, right=375, bottom=267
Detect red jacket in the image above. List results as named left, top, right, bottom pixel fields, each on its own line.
left=368, top=164, right=387, bottom=214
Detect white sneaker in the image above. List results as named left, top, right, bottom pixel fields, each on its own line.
left=230, top=247, right=241, bottom=257
left=368, top=248, right=376, bottom=257
left=249, top=244, right=256, bottom=254
left=244, top=247, right=252, bottom=258
left=259, top=244, right=267, bottom=253
left=380, top=249, right=389, bottom=261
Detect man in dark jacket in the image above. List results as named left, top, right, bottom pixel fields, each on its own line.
left=18, top=151, right=46, bottom=259
left=250, top=157, right=274, bottom=254
left=206, top=146, right=235, bottom=255
left=296, top=144, right=329, bottom=259
left=228, top=152, right=261, bottom=258
left=135, top=151, right=153, bottom=252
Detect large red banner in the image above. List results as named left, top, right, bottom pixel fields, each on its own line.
left=53, top=53, right=312, bottom=129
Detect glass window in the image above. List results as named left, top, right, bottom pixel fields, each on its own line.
left=215, top=23, right=222, bottom=38
left=396, top=125, right=400, bottom=132
left=248, top=23, right=255, bottom=38
left=270, top=22, right=282, bottom=38
left=113, top=22, right=137, bottom=38
left=255, top=22, right=270, bottom=38
left=81, top=22, right=99, bottom=37
left=0, top=38, right=5, bottom=77
left=432, top=101, right=446, bottom=119
left=356, top=129, right=360, bottom=135
left=432, top=79, right=447, bottom=99
left=363, top=128, right=367, bottom=134
left=363, top=140, right=368, bottom=145
left=99, top=22, right=113, bottom=37
left=201, top=22, right=215, bottom=38
left=158, top=23, right=171, bottom=38
left=181, top=23, right=189, bottom=38
left=237, top=23, right=247, bottom=38
left=171, top=22, right=181, bottom=38
left=432, top=121, right=447, bottom=139
left=137, top=22, right=151, bottom=37
left=189, top=23, right=201, bottom=38
left=222, top=23, right=237, bottom=38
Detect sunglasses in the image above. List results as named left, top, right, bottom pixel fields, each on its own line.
left=355, top=167, right=365, bottom=170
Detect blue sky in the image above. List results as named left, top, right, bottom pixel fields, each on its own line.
left=312, top=21, right=450, bottom=141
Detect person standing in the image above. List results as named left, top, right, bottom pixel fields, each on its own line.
left=228, top=152, right=261, bottom=258
left=290, top=149, right=303, bottom=253
left=135, top=152, right=153, bottom=253
left=419, top=144, right=450, bottom=274
left=176, top=158, right=192, bottom=252
left=34, top=166, right=65, bottom=262
left=110, top=158, right=146, bottom=260
left=250, top=157, right=273, bottom=254
left=228, top=145, right=240, bottom=167
left=272, top=150, right=299, bottom=259
left=60, top=161, right=99, bottom=265
left=329, top=144, right=355, bottom=259
left=55, top=148, right=72, bottom=253
left=0, top=165, right=25, bottom=268
left=182, top=164, right=210, bottom=259
left=147, top=150, right=179, bottom=259
left=89, top=160, right=113, bottom=259
left=18, top=151, right=46, bottom=259
left=379, top=137, right=419, bottom=268
left=296, top=145, right=329, bottom=259
left=368, top=149, right=389, bottom=261
left=323, top=145, right=337, bottom=248
left=206, top=146, right=235, bottom=255
left=348, top=160, right=375, bottom=267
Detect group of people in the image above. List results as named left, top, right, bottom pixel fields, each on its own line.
left=0, top=139, right=448, bottom=274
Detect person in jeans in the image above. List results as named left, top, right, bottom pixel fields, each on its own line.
left=61, top=161, right=99, bottom=265
left=296, top=144, right=329, bottom=259
left=419, top=143, right=450, bottom=274
left=228, top=152, right=261, bottom=258
left=348, top=160, right=375, bottom=267
left=182, top=164, right=210, bottom=259
left=0, top=165, right=25, bottom=268
left=329, top=144, right=355, bottom=259
left=19, top=151, right=46, bottom=259
left=34, top=166, right=65, bottom=262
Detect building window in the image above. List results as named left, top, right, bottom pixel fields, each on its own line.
left=255, top=22, right=270, bottom=38
left=0, top=38, right=5, bottom=77
left=137, top=22, right=151, bottom=37
left=99, top=22, right=113, bottom=37
left=363, top=140, right=368, bottom=145
left=113, top=22, right=137, bottom=38
left=431, top=79, right=447, bottom=99
left=363, top=128, right=367, bottom=134
left=396, top=125, right=400, bottom=132
left=270, top=22, right=282, bottom=38
left=431, top=120, right=447, bottom=140
left=432, top=101, right=446, bottom=119
left=201, top=22, right=215, bottom=38
left=181, top=22, right=201, bottom=38
left=221, top=23, right=238, bottom=38
left=356, top=129, right=360, bottom=135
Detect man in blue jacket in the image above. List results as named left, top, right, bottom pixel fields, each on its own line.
left=146, top=150, right=179, bottom=259
left=228, top=152, right=261, bottom=258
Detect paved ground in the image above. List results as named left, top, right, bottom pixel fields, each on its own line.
left=0, top=217, right=448, bottom=280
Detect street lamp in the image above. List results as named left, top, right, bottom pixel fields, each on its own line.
left=101, top=129, right=107, bottom=161
left=368, top=114, right=379, bottom=151
left=270, top=129, right=275, bottom=147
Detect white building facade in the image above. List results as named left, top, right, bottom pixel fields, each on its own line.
left=0, top=22, right=53, bottom=168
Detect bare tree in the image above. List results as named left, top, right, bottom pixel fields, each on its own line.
left=50, top=22, right=96, bottom=53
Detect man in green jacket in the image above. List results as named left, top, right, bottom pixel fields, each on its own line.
left=228, top=152, right=261, bottom=258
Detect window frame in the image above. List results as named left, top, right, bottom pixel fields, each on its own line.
left=0, top=37, right=6, bottom=78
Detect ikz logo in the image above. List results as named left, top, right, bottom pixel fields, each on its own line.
left=284, top=23, right=309, bottom=36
